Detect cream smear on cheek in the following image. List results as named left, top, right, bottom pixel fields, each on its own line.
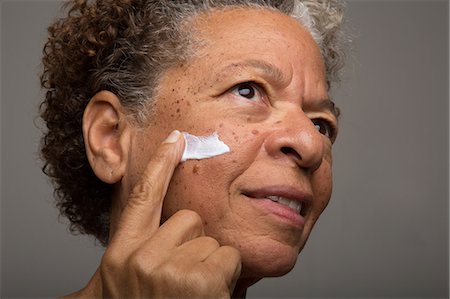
left=181, top=132, right=230, bottom=162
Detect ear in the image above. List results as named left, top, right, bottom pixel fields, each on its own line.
left=83, top=90, right=130, bottom=184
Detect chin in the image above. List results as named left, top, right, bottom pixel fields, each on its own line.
left=239, top=238, right=300, bottom=278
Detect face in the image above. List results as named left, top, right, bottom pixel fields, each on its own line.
left=123, top=8, right=338, bottom=281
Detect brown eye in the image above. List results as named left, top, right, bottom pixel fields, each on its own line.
left=312, top=119, right=335, bottom=140
left=231, top=82, right=261, bottom=101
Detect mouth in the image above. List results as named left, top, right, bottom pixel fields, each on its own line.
left=242, top=186, right=312, bottom=226
left=265, top=196, right=305, bottom=215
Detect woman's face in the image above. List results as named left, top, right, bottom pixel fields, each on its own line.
left=124, top=8, right=337, bottom=280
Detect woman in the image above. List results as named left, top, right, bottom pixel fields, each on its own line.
left=40, top=0, right=347, bottom=297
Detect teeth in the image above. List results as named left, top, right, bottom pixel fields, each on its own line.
left=266, top=196, right=302, bottom=214
left=267, top=196, right=279, bottom=202
left=288, top=200, right=302, bottom=213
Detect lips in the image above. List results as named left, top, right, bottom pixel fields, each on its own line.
left=265, top=196, right=303, bottom=214
left=242, top=185, right=312, bottom=218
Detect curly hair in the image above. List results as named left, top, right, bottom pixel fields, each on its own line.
left=40, top=0, right=348, bottom=246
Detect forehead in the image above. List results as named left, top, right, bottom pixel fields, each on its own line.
left=187, top=8, right=327, bottom=89
left=155, top=7, right=330, bottom=115
left=191, top=7, right=324, bottom=69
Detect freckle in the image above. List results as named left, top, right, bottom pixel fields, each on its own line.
left=246, top=116, right=252, bottom=122
left=188, top=200, right=192, bottom=204
left=275, top=120, right=282, bottom=124
left=172, top=88, right=175, bottom=92
left=232, top=160, right=237, bottom=163
left=176, top=100, right=180, bottom=104
left=219, top=123, right=223, bottom=128
left=184, top=186, right=187, bottom=190
left=232, top=131, right=236, bottom=135
left=234, top=136, right=239, bottom=141
left=170, top=114, right=174, bottom=117
left=204, top=220, right=208, bottom=226
left=193, top=165, right=199, bottom=174
left=176, top=108, right=180, bottom=113
left=251, top=129, right=259, bottom=135
left=186, top=101, right=191, bottom=106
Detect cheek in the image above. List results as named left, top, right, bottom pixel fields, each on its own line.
left=151, top=96, right=192, bottom=130
left=161, top=159, right=231, bottom=227
left=310, top=160, right=333, bottom=218
left=161, top=126, right=264, bottom=223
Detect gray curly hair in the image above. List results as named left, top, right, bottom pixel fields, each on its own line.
left=40, top=0, right=348, bottom=246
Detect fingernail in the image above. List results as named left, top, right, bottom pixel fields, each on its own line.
left=163, top=130, right=181, bottom=144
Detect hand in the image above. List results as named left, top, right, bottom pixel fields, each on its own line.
left=67, top=130, right=242, bottom=298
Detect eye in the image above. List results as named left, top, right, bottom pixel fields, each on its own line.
left=312, top=118, right=336, bottom=140
left=230, top=82, right=262, bottom=102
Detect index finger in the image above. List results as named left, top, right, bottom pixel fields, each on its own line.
left=112, top=130, right=185, bottom=243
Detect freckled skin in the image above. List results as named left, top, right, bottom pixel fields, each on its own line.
left=192, top=165, right=199, bottom=174
left=121, top=8, right=337, bottom=290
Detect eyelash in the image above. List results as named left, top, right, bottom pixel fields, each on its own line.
left=228, top=82, right=337, bottom=141
left=312, top=118, right=337, bottom=141
left=229, top=81, right=264, bottom=102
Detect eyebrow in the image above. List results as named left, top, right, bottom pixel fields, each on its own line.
left=215, top=59, right=340, bottom=118
left=215, top=59, right=288, bottom=84
left=315, top=98, right=341, bottom=119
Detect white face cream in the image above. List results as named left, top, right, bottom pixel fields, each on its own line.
left=181, top=132, right=230, bottom=162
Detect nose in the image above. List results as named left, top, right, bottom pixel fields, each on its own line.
left=264, top=113, right=325, bottom=173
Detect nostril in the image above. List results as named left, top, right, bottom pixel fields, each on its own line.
left=281, top=146, right=295, bottom=155
left=281, top=147, right=302, bottom=162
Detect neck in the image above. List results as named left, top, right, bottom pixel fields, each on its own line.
left=232, top=277, right=261, bottom=298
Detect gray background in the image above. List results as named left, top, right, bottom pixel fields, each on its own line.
left=1, top=0, right=448, bottom=298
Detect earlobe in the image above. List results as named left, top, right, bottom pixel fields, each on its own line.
left=83, top=91, right=129, bottom=184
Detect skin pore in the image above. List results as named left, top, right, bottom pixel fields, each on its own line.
left=105, top=7, right=338, bottom=297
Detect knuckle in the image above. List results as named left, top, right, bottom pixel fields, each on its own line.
left=101, top=249, right=123, bottom=274
left=150, top=261, right=186, bottom=289
left=128, top=252, right=163, bottom=286
left=188, top=268, right=218, bottom=294
left=152, top=262, right=229, bottom=297
left=128, top=249, right=150, bottom=273
left=158, top=261, right=181, bottom=279
left=129, top=179, right=154, bottom=202
left=200, top=236, right=220, bottom=249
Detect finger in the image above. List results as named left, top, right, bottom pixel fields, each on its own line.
left=173, top=236, right=220, bottom=262
left=203, top=246, right=242, bottom=294
left=149, top=209, right=206, bottom=251
left=113, top=130, right=185, bottom=243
